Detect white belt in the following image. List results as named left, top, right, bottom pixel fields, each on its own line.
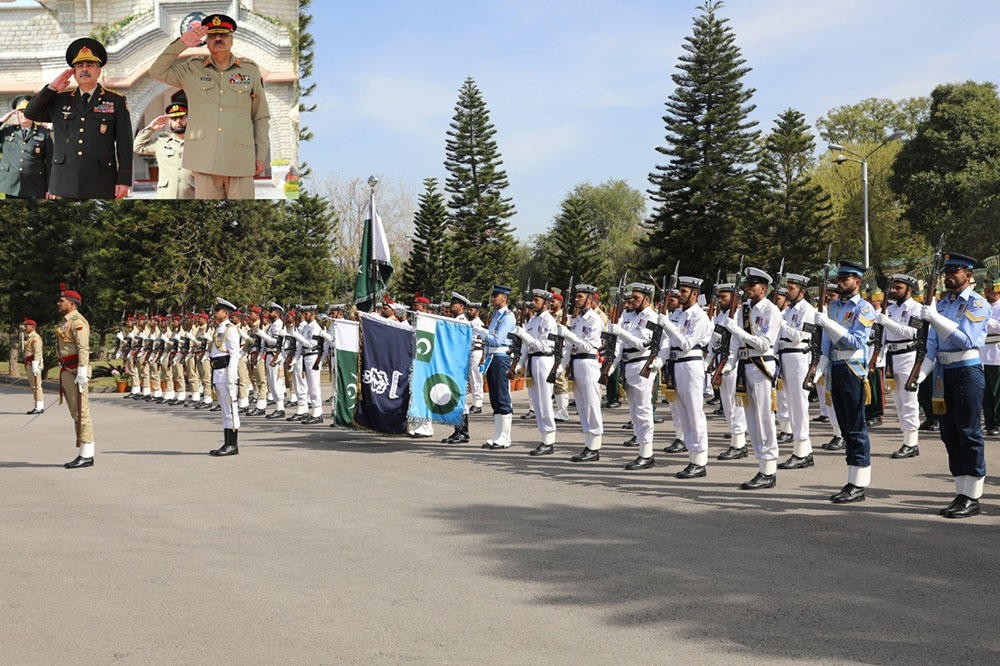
left=737, top=349, right=771, bottom=361
left=885, top=341, right=915, bottom=352
left=937, top=349, right=980, bottom=365
left=487, top=346, right=509, bottom=354
left=987, top=334, right=1000, bottom=345
left=831, top=349, right=864, bottom=362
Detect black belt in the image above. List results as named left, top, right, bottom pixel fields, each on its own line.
left=571, top=353, right=597, bottom=361
left=623, top=355, right=650, bottom=365
left=669, top=356, right=702, bottom=364
left=210, top=355, right=230, bottom=369
left=623, top=347, right=642, bottom=354
left=302, top=351, right=319, bottom=357
left=777, top=348, right=809, bottom=355
left=886, top=346, right=916, bottom=357
left=528, top=352, right=554, bottom=358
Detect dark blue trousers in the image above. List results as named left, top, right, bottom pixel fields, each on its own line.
left=486, top=354, right=512, bottom=415
left=830, top=363, right=870, bottom=467
left=940, top=364, right=986, bottom=478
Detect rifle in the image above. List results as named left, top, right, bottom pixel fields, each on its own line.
left=546, top=275, right=574, bottom=384
left=803, top=245, right=834, bottom=392
left=772, top=257, right=785, bottom=304
left=599, top=272, right=629, bottom=385
left=905, top=233, right=947, bottom=392
left=711, top=255, right=745, bottom=388
left=707, top=269, right=722, bottom=321
left=641, top=262, right=680, bottom=378
left=866, top=272, right=884, bottom=372
left=507, top=278, right=531, bottom=380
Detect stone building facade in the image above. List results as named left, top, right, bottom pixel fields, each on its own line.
left=0, top=0, right=298, bottom=198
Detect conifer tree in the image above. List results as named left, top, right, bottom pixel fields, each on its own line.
left=444, top=77, right=516, bottom=295
left=645, top=0, right=758, bottom=278
left=399, top=178, right=453, bottom=298
left=549, top=192, right=606, bottom=287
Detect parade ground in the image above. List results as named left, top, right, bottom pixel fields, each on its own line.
left=1, top=383, right=998, bottom=664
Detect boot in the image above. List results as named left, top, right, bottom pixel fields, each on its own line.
left=210, top=429, right=239, bottom=457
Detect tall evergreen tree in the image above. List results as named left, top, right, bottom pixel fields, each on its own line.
left=549, top=192, right=606, bottom=287
left=399, top=177, right=453, bottom=298
left=747, top=108, right=833, bottom=274
left=645, top=0, right=758, bottom=279
left=444, top=77, right=516, bottom=295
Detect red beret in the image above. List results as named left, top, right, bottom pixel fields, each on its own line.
left=59, top=282, right=82, bottom=304
left=250, top=305, right=263, bottom=314
left=198, top=312, right=209, bottom=320
left=138, top=314, right=147, bottom=321
left=23, top=317, right=37, bottom=326
left=552, top=292, right=564, bottom=302
left=172, top=313, right=182, bottom=321
left=414, top=295, right=431, bottom=305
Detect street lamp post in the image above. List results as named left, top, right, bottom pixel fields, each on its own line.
left=829, top=130, right=906, bottom=268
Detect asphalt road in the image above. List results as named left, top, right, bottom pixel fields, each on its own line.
left=1, top=383, right=998, bottom=664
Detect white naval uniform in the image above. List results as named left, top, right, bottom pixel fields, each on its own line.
left=210, top=320, right=242, bottom=430
left=289, top=321, right=310, bottom=416
left=881, top=297, right=923, bottom=441
left=613, top=306, right=666, bottom=460
left=565, top=308, right=604, bottom=446
left=518, top=308, right=558, bottom=441
left=777, top=298, right=817, bottom=458
left=661, top=303, right=713, bottom=466
left=259, top=319, right=286, bottom=411
left=714, top=309, right=747, bottom=446
left=727, top=298, right=783, bottom=475
left=468, top=314, right=485, bottom=409
left=984, top=299, right=1000, bottom=366
left=294, top=319, right=324, bottom=418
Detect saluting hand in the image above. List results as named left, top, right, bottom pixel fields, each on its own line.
left=150, top=114, right=170, bottom=131
left=50, top=69, right=74, bottom=92
left=180, top=21, right=208, bottom=48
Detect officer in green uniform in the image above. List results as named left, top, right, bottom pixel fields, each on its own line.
left=133, top=98, right=195, bottom=199
left=0, top=95, right=52, bottom=198
left=149, top=14, right=270, bottom=199
left=22, top=37, right=132, bottom=200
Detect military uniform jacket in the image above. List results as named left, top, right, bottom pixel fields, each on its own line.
left=23, top=331, right=43, bottom=365
left=133, top=126, right=195, bottom=199
left=926, top=286, right=989, bottom=369
left=665, top=303, right=713, bottom=359
left=984, top=299, right=1000, bottom=366
left=0, top=123, right=52, bottom=197
left=55, top=310, right=90, bottom=367
left=821, top=294, right=875, bottom=379
left=150, top=39, right=271, bottom=177
left=23, top=84, right=132, bottom=198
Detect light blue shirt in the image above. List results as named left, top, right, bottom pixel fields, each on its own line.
left=822, top=293, right=875, bottom=378
left=483, top=306, right=515, bottom=354
left=927, top=285, right=989, bottom=368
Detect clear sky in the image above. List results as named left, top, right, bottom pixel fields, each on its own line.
left=300, top=0, right=1000, bottom=240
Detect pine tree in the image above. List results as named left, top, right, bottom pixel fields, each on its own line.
left=444, top=77, right=516, bottom=295
left=748, top=108, right=833, bottom=274
left=399, top=177, right=453, bottom=299
left=549, top=192, right=606, bottom=287
left=645, top=0, right=758, bottom=280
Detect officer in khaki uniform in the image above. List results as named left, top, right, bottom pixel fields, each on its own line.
left=247, top=305, right=269, bottom=416
left=22, top=317, right=45, bottom=414
left=55, top=284, right=95, bottom=469
left=149, top=14, right=270, bottom=199
left=23, top=38, right=132, bottom=199
left=0, top=95, right=53, bottom=198
left=133, top=99, right=195, bottom=199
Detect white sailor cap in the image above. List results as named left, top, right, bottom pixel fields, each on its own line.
left=715, top=283, right=736, bottom=293
left=678, top=276, right=703, bottom=290
left=329, top=304, right=345, bottom=311
left=214, top=297, right=237, bottom=312
left=575, top=283, right=599, bottom=295
left=268, top=302, right=285, bottom=313
left=627, top=282, right=655, bottom=296
left=784, top=273, right=810, bottom=287
left=390, top=302, right=408, bottom=313
left=744, top=267, right=773, bottom=285
left=531, top=288, right=553, bottom=301
left=450, top=292, right=471, bottom=306
left=300, top=304, right=318, bottom=312
left=889, top=273, right=918, bottom=289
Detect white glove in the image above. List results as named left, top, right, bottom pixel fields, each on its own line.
left=514, top=326, right=529, bottom=340
left=649, top=356, right=664, bottom=372
left=813, top=356, right=830, bottom=384
left=720, top=359, right=735, bottom=376
left=472, top=326, right=489, bottom=338
left=913, top=357, right=935, bottom=387
left=721, top=317, right=739, bottom=333
left=75, top=366, right=90, bottom=388
left=923, top=306, right=959, bottom=339
left=31, top=360, right=40, bottom=376
left=558, top=324, right=571, bottom=338
left=115, top=331, right=125, bottom=342
left=816, top=312, right=849, bottom=344
left=607, top=323, right=622, bottom=336
left=657, top=314, right=671, bottom=329
left=813, top=312, right=828, bottom=328
left=228, top=383, right=238, bottom=398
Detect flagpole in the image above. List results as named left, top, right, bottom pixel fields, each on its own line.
left=368, top=175, right=379, bottom=313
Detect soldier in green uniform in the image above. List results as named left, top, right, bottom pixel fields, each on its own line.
left=0, top=95, right=52, bottom=198
left=23, top=37, right=132, bottom=200
left=149, top=14, right=270, bottom=199
left=133, top=97, right=195, bottom=199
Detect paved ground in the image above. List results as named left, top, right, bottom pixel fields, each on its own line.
left=1, top=382, right=998, bottom=664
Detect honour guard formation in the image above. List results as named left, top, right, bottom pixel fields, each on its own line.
left=16, top=254, right=999, bottom=520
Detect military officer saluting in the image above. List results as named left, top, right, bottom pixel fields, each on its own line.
left=23, top=38, right=132, bottom=199
left=812, top=260, right=877, bottom=503
left=150, top=14, right=270, bottom=199
left=55, top=284, right=96, bottom=469
left=133, top=96, right=195, bottom=199
left=909, top=253, right=990, bottom=518
left=0, top=95, right=53, bottom=198
left=22, top=317, right=45, bottom=415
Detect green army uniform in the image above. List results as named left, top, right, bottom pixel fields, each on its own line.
left=0, top=97, right=53, bottom=199
left=133, top=125, right=195, bottom=199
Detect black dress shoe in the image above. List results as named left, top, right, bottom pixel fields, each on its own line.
left=653, top=416, right=665, bottom=424
left=154, top=397, right=165, bottom=404
left=822, top=436, right=845, bottom=451
left=706, top=396, right=720, bottom=406
left=740, top=472, right=776, bottom=490
left=830, top=483, right=865, bottom=503
left=675, top=463, right=707, bottom=479
left=604, top=401, right=621, bottom=409
left=986, top=427, right=1000, bottom=437
left=286, top=413, right=307, bottom=422
left=866, top=416, right=882, bottom=427
left=717, top=446, right=748, bottom=461
left=25, top=408, right=42, bottom=415
left=722, top=432, right=731, bottom=439
left=529, top=444, right=555, bottom=456
left=812, top=414, right=829, bottom=423
left=408, top=431, right=432, bottom=438
left=570, top=447, right=600, bottom=462
left=266, top=410, right=286, bottom=419
left=712, top=407, right=724, bottom=416
left=469, top=405, right=482, bottom=414
left=302, top=416, right=324, bottom=425
left=442, top=430, right=469, bottom=443
left=621, top=420, right=634, bottom=430
left=777, top=453, right=814, bottom=470
left=941, top=495, right=980, bottom=518
left=777, top=432, right=793, bottom=444
left=210, top=443, right=238, bottom=457
left=625, top=456, right=655, bottom=470
left=520, top=409, right=535, bottom=420
left=286, top=400, right=298, bottom=407
left=663, top=439, right=686, bottom=454
left=209, top=404, right=221, bottom=412
left=64, top=455, right=94, bottom=469
left=891, top=444, right=919, bottom=459
left=143, top=395, right=153, bottom=402
left=622, top=436, right=638, bottom=448
left=918, top=419, right=939, bottom=431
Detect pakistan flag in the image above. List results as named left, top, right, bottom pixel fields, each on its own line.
left=333, top=319, right=360, bottom=427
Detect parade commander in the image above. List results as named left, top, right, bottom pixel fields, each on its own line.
left=23, top=37, right=132, bottom=199
left=149, top=14, right=270, bottom=199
